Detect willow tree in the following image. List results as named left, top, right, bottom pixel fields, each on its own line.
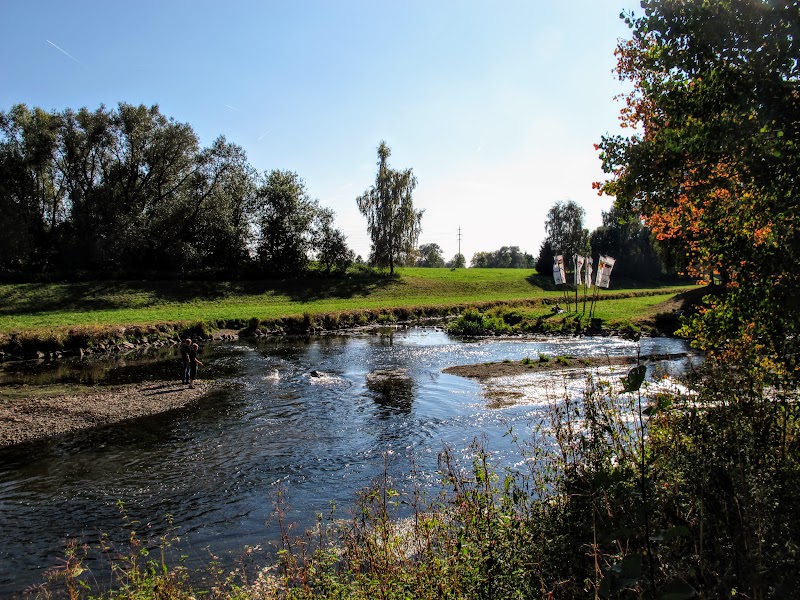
left=357, top=141, right=423, bottom=274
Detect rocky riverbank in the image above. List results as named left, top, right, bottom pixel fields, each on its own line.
left=0, top=379, right=217, bottom=447
left=0, top=328, right=241, bottom=363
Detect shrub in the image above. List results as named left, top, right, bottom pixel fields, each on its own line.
left=446, top=308, right=511, bottom=336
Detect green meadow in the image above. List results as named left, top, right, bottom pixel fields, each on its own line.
left=0, top=268, right=695, bottom=335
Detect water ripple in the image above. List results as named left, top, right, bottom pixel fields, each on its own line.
left=0, top=329, right=691, bottom=595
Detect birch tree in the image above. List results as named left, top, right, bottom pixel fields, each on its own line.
left=357, top=141, right=423, bottom=274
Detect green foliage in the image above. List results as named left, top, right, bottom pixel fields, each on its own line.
left=0, top=103, right=261, bottom=276
left=314, top=207, right=354, bottom=274
left=621, top=364, right=647, bottom=393
left=445, top=308, right=510, bottom=336
left=375, top=312, right=397, bottom=324
left=415, top=243, right=445, bottom=268
left=0, top=103, right=353, bottom=281
left=469, top=246, right=535, bottom=268
left=183, top=320, right=211, bottom=339
left=446, top=252, right=466, bottom=269
left=590, top=206, right=667, bottom=280
left=535, top=239, right=555, bottom=276
left=597, top=0, right=800, bottom=378
left=255, top=170, right=320, bottom=277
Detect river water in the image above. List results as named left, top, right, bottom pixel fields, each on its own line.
left=0, top=329, right=692, bottom=595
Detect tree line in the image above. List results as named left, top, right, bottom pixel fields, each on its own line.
left=0, top=102, right=686, bottom=285
left=0, top=103, right=355, bottom=279
left=411, top=200, right=666, bottom=280
left=533, top=199, right=668, bottom=282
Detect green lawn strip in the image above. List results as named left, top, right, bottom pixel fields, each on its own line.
left=449, top=292, right=690, bottom=336
left=581, top=293, right=680, bottom=324
left=488, top=294, right=671, bottom=323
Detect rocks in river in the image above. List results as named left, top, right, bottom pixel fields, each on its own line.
left=366, top=368, right=415, bottom=412
left=366, top=368, right=412, bottom=386
left=240, top=327, right=265, bottom=338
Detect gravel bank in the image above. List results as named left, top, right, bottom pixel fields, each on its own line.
left=0, top=380, right=216, bottom=447
left=443, top=352, right=688, bottom=379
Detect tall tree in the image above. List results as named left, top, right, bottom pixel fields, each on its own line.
left=589, top=206, right=665, bottom=281
left=58, top=103, right=203, bottom=272
left=58, top=105, right=116, bottom=270
left=596, top=0, right=800, bottom=374
left=544, top=200, right=589, bottom=265
left=314, top=207, right=354, bottom=273
left=535, top=240, right=555, bottom=276
left=187, top=144, right=258, bottom=273
left=0, top=105, right=65, bottom=271
left=108, top=103, right=201, bottom=271
left=357, top=141, right=423, bottom=274
left=255, top=170, right=320, bottom=276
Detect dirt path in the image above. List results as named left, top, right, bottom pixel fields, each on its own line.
left=0, top=380, right=216, bottom=447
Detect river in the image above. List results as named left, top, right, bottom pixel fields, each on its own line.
left=0, top=328, right=692, bottom=595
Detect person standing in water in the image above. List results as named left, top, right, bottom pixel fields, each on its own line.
left=180, top=338, right=192, bottom=384
left=188, top=343, right=203, bottom=388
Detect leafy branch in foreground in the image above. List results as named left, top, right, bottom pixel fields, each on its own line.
left=596, top=0, right=800, bottom=379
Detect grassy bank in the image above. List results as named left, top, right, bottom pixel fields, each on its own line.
left=0, top=268, right=694, bottom=339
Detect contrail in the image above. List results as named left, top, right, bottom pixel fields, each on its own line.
left=46, top=40, right=84, bottom=67
left=257, top=128, right=272, bottom=141
left=225, top=104, right=241, bottom=111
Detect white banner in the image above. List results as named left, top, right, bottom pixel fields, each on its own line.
left=585, top=256, right=593, bottom=288
left=553, top=255, right=566, bottom=285
left=574, top=255, right=585, bottom=286
left=595, top=255, right=616, bottom=288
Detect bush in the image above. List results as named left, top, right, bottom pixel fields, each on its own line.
left=446, top=308, right=511, bottom=336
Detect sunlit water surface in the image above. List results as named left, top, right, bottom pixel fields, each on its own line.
left=0, top=329, right=692, bottom=594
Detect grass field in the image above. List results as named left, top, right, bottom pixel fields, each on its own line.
left=0, top=268, right=696, bottom=334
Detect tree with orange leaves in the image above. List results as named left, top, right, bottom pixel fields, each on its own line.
left=596, top=0, right=800, bottom=378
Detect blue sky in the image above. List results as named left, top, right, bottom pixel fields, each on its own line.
left=2, top=0, right=641, bottom=263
